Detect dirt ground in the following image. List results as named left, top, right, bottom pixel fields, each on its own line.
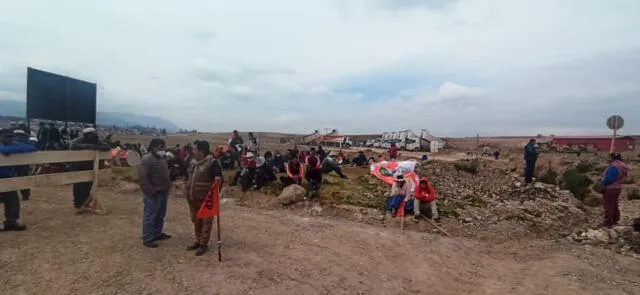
left=2, top=183, right=640, bottom=295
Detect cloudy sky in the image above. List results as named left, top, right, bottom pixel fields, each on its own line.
left=1, top=0, right=639, bottom=136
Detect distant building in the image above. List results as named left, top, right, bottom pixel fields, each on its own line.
left=551, top=136, right=635, bottom=152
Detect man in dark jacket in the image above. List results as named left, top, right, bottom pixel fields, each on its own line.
left=523, top=139, right=539, bottom=186
left=36, top=122, right=48, bottom=150
left=321, top=154, right=348, bottom=179
left=228, top=130, right=244, bottom=167
left=69, top=128, right=111, bottom=212
left=0, top=129, right=37, bottom=230
left=138, top=138, right=172, bottom=248
left=351, top=151, right=368, bottom=167
left=46, top=122, right=61, bottom=150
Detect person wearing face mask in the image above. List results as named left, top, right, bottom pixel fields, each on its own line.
left=138, top=138, right=172, bottom=248
left=68, top=128, right=111, bottom=213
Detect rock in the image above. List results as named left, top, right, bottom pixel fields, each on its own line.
left=277, top=184, right=307, bottom=206
left=462, top=217, right=474, bottom=223
left=585, top=229, right=609, bottom=244
left=607, top=229, right=619, bottom=243
left=613, top=226, right=633, bottom=236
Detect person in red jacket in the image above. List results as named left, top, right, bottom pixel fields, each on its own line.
left=388, top=143, right=398, bottom=161
left=412, top=177, right=440, bottom=223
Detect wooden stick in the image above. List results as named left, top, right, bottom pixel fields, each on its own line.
left=421, top=215, right=452, bottom=237
left=217, top=187, right=224, bottom=262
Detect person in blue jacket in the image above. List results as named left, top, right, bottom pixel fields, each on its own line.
left=0, top=128, right=37, bottom=231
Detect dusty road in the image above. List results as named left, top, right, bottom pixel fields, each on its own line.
left=1, top=185, right=640, bottom=295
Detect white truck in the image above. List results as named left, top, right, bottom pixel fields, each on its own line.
left=379, top=130, right=439, bottom=151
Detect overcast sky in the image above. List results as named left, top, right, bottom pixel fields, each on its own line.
left=1, top=0, right=639, bottom=136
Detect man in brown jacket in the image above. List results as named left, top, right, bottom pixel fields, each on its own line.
left=185, top=140, right=223, bottom=256
left=138, top=138, right=172, bottom=248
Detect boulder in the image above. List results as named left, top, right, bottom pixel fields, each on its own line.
left=585, top=229, right=610, bottom=244
left=277, top=184, right=307, bottom=206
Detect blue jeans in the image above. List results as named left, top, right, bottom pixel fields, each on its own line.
left=142, top=191, right=169, bottom=243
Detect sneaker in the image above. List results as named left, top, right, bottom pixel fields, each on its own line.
left=186, top=243, right=201, bottom=251
left=412, top=216, right=419, bottom=223
left=153, top=233, right=172, bottom=241
left=143, top=241, right=159, bottom=248
left=195, top=245, right=209, bottom=256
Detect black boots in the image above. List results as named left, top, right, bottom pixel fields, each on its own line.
left=186, top=243, right=209, bottom=256
left=2, top=221, right=27, bottom=231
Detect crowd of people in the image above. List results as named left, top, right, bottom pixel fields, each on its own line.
left=0, top=128, right=633, bottom=255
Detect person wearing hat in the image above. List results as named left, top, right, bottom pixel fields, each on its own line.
left=385, top=174, right=412, bottom=217
left=599, top=153, right=629, bottom=228
left=138, top=138, right=172, bottom=248
left=0, top=128, right=37, bottom=231
left=231, top=151, right=257, bottom=191
left=185, top=140, right=223, bottom=256
left=68, top=128, right=110, bottom=212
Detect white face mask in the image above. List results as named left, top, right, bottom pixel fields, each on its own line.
left=155, top=150, right=166, bottom=157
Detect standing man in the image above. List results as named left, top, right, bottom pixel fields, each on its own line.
left=36, top=122, right=48, bottom=150
left=523, top=139, right=539, bottom=186
left=228, top=130, right=244, bottom=168
left=46, top=122, right=61, bottom=150
left=185, top=140, right=223, bottom=256
left=69, top=128, right=111, bottom=213
left=0, top=129, right=37, bottom=230
left=138, top=139, right=172, bottom=248
left=600, top=153, right=628, bottom=228
left=12, top=130, right=34, bottom=201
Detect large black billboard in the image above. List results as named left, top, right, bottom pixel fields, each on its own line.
left=26, top=67, right=97, bottom=124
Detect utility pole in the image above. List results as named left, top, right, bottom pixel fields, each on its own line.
left=476, top=133, right=480, bottom=148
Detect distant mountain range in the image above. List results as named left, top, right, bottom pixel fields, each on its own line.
left=0, top=99, right=180, bottom=132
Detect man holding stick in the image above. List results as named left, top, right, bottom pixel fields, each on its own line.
left=185, top=140, right=223, bottom=256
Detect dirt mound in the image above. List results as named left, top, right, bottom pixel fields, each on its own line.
left=413, top=160, right=595, bottom=239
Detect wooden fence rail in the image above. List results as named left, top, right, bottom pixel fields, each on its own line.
left=0, top=150, right=112, bottom=214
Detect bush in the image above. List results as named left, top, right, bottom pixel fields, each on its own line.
left=575, top=162, right=595, bottom=173
left=454, top=158, right=480, bottom=174
left=627, top=187, right=640, bottom=201
left=561, top=168, right=593, bottom=201
left=538, top=169, right=559, bottom=185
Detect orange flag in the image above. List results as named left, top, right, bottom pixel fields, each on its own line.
left=197, top=183, right=220, bottom=219
left=396, top=200, right=406, bottom=218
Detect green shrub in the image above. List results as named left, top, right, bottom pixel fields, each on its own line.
left=627, top=187, right=640, bottom=201
left=561, top=169, right=593, bottom=201
left=575, top=162, right=595, bottom=173
left=454, top=158, right=480, bottom=174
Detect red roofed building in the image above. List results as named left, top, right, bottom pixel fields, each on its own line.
left=551, top=136, right=635, bottom=152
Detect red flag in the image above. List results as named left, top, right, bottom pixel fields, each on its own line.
left=197, top=183, right=220, bottom=219
left=396, top=200, right=406, bottom=218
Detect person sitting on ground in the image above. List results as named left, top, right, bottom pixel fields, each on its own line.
left=273, top=151, right=286, bottom=173
left=321, top=154, right=348, bottom=179
left=298, top=150, right=308, bottom=164
left=493, top=150, right=500, bottom=160
left=231, top=151, right=256, bottom=188
left=305, top=156, right=322, bottom=198
left=317, top=145, right=328, bottom=161
left=306, top=151, right=321, bottom=168
left=264, top=151, right=274, bottom=169
left=0, top=128, right=37, bottom=231
left=255, top=154, right=276, bottom=189
left=377, top=155, right=385, bottom=162
left=280, top=157, right=304, bottom=187
left=412, top=177, right=440, bottom=224
left=368, top=157, right=376, bottom=165
left=351, top=151, right=368, bottom=167
left=385, top=174, right=412, bottom=218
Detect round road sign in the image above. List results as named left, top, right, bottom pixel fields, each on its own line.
left=606, top=115, right=624, bottom=130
